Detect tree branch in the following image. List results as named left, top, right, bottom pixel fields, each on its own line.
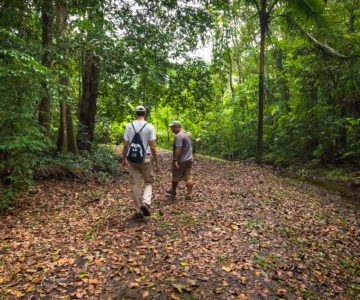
left=267, top=0, right=280, bottom=15
left=282, top=15, right=351, bottom=59
left=249, top=0, right=260, bottom=13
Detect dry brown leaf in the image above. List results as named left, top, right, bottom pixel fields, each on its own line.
left=171, top=294, right=180, bottom=300
left=89, top=279, right=99, bottom=284
left=142, top=291, right=149, bottom=298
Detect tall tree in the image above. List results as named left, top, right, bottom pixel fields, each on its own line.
left=55, top=0, right=78, bottom=154
left=38, top=0, right=54, bottom=133
left=245, top=0, right=325, bottom=163
left=77, top=2, right=103, bottom=151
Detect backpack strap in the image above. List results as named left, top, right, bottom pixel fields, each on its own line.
left=131, top=122, right=148, bottom=135
left=138, top=122, right=148, bottom=134
left=129, top=122, right=148, bottom=154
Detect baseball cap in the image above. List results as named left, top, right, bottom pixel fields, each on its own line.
left=169, top=120, right=181, bottom=127
left=135, top=105, right=146, bottom=112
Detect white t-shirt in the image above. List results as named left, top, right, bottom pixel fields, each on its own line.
left=124, top=120, right=156, bottom=154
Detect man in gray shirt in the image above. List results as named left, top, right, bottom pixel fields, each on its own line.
left=122, top=105, right=160, bottom=218
left=166, top=121, right=193, bottom=200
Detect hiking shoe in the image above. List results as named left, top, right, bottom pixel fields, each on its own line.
left=140, top=204, right=151, bottom=217
left=166, top=188, right=176, bottom=196
left=131, top=212, right=144, bottom=219
left=185, top=195, right=192, bottom=200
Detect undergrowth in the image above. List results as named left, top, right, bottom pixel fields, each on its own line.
left=0, top=145, right=118, bottom=210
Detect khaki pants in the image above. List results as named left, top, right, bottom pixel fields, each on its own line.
left=129, top=155, right=154, bottom=212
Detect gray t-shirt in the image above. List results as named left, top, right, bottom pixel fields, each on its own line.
left=173, top=130, right=193, bottom=163
left=124, top=120, right=156, bottom=154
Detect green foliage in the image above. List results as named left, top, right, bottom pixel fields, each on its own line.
left=1, top=144, right=118, bottom=209
left=35, top=145, right=118, bottom=178
left=0, top=29, right=53, bottom=209
left=163, top=59, right=215, bottom=111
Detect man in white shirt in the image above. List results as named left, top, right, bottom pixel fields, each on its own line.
left=122, top=105, right=160, bottom=218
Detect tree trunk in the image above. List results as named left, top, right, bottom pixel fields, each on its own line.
left=57, top=88, right=67, bottom=152
left=232, top=37, right=242, bottom=85
left=77, top=51, right=100, bottom=151
left=349, top=0, right=356, bottom=32
left=255, top=0, right=267, bottom=164
left=38, top=0, right=53, bottom=132
left=55, top=0, right=78, bottom=154
left=66, top=94, right=78, bottom=154
left=229, top=53, right=235, bottom=102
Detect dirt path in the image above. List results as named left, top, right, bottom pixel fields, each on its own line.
left=1, top=151, right=359, bottom=299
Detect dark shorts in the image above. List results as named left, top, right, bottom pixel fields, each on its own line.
left=172, top=160, right=192, bottom=182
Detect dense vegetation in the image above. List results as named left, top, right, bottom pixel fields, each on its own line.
left=1, top=0, right=359, bottom=208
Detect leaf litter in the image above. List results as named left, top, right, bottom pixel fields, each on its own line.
left=0, top=151, right=359, bottom=299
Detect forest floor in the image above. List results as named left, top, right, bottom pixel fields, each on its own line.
left=1, top=150, right=360, bottom=300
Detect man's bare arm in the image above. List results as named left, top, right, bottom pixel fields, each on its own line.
left=174, top=146, right=182, bottom=161
left=122, top=140, right=129, bottom=169
left=149, top=140, right=160, bottom=172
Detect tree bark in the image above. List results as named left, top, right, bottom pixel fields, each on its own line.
left=57, top=87, right=67, bottom=152
left=55, top=0, right=78, bottom=154
left=255, top=0, right=267, bottom=164
left=77, top=51, right=100, bottom=151
left=77, top=2, right=104, bottom=151
left=38, top=0, right=53, bottom=132
left=229, top=53, right=235, bottom=102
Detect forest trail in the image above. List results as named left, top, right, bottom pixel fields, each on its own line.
left=1, top=151, right=359, bottom=299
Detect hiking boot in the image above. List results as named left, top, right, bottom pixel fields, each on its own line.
left=140, top=204, right=151, bottom=217
left=185, top=195, right=192, bottom=200
left=166, top=188, right=176, bottom=196
left=131, top=212, right=144, bottom=219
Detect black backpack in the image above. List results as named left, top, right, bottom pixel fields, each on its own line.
left=127, top=122, right=148, bottom=163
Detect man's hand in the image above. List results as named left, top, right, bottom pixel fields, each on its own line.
left=122, top=160, right=128, bottom=169
left=174, top=161, right=179, bottom=169
left=155, top=162, right=160, bottom=173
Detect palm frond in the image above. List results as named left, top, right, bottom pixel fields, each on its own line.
left=286, top=0, right=324, bottom=24
left=283, top=14, right=347, bottom=59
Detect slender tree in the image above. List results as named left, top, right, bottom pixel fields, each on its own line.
left=245, top=0, right=325, bottom=163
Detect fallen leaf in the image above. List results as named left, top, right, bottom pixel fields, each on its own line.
left=130, top=282, right=140, bottom=288
left=142, top=291, right=149, bottom=298
left=89, top=279, right=99, bottom=284
left=16, top=292, right=25, bottom=298
left=186, top=279, right=198, bottom=286
left=172, top=283, right=185, bottom=293
left=75, top=289, right=86, bottom=298
left=26, top=285, right=36, bottom=292
left=171, top=294, right=180, bottom=300
left=222, top=266, right=231, bottom=272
